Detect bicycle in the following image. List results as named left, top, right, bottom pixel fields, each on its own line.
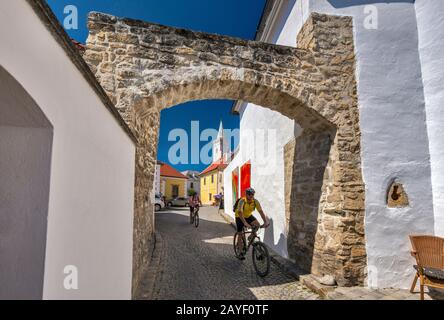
left=189, top=205, right=199, bottom=228
left=233, top=225, right=270, bottom=277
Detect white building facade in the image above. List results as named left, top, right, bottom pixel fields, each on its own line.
left=181, top=170, right=201, bottom=195
left=224, top=0, right=444, bottom=289
left=0, top=1, right=136, bottom=299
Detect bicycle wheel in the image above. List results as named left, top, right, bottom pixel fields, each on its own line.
left=252, top=241, right=270, bottom=277
left=194, top=212, right=199, bottom=228
left=233, top=232, right=246, bottom=259
left=190, top=211, right=194, bottom=224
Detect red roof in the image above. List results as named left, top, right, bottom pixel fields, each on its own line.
left=200, top=159, right=228, bottom=176
left=160, top=163, right=187, bottom=179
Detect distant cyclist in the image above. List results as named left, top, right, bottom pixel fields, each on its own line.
left=188, top=191, right=202, bottom=218
left=234, top=188, right=269, bottom=259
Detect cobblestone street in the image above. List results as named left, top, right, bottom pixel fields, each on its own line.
left=138, top=206, right=319, bottom=300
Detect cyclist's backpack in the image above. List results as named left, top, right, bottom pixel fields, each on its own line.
left=233, top=198, right=241, bottom=212
left=233, top=197, right=257, bottom=212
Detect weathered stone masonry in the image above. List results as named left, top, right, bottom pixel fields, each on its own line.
left=84, top=11, right=366, bottom=293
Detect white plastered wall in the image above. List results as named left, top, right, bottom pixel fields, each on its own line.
left=224, top=102, right=301, bottom=258
left=226, top=0, right=435, bottom=289
left=415, top=0, right=444, bottom=237
left=0, top=1, right=136, bottom=299
left=306, top=0, right=434, bottom=290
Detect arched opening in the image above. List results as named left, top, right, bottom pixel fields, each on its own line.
left=145, top=94, right=333, bottom=298
left=133, top=77, right=338, bottom=279
left=0, top=65, right=53, bottom=299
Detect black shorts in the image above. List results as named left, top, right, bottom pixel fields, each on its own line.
left=235, top=215, right=257, bottom=232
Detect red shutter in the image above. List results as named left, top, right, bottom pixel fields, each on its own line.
left=240, top=162, right=251, bottom=197
left=232, top=168, right=239, bottom=200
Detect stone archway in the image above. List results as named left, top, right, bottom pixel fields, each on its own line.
left=84, top=11, right=366, bottom=293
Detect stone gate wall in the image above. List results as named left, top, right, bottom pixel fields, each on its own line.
left=84, top=11, right=366, bottom=292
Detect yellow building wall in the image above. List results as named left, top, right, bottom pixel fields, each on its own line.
left=162, top=177, right=186, bottom=199
left=200, top=171, right=223, bottom=205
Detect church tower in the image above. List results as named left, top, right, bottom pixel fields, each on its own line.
left=212, top=121, right=230, bottom=163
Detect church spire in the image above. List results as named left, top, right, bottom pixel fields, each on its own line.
left=213, top=120, right=227, bottom=163
left=217, top=120, right=224, bottom=139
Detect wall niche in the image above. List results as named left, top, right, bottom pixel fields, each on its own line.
left=387, top=180, right=409, bottom=208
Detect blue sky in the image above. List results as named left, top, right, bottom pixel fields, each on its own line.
left=46, top=0, right=266, bottom=171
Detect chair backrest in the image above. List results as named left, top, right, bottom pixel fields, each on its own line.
left=410, top=235, right=444, bottom=270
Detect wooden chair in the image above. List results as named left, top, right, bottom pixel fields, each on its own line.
left=409, top=235, right=444, bottom=300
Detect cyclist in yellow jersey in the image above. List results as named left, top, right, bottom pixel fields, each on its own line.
left=235, top=187, right=269, bottom=259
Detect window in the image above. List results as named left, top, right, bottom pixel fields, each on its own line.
left=204, top=177, right=206, bottom=185
left=190, top=182, right=194, bottom=189
left=209, top=193, right=212, bottom=200
left=211, top=174, right=214, bottom=183
left=172, top=185, right=179, bottom=198
left=219, top=173, right=222, bottom=183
